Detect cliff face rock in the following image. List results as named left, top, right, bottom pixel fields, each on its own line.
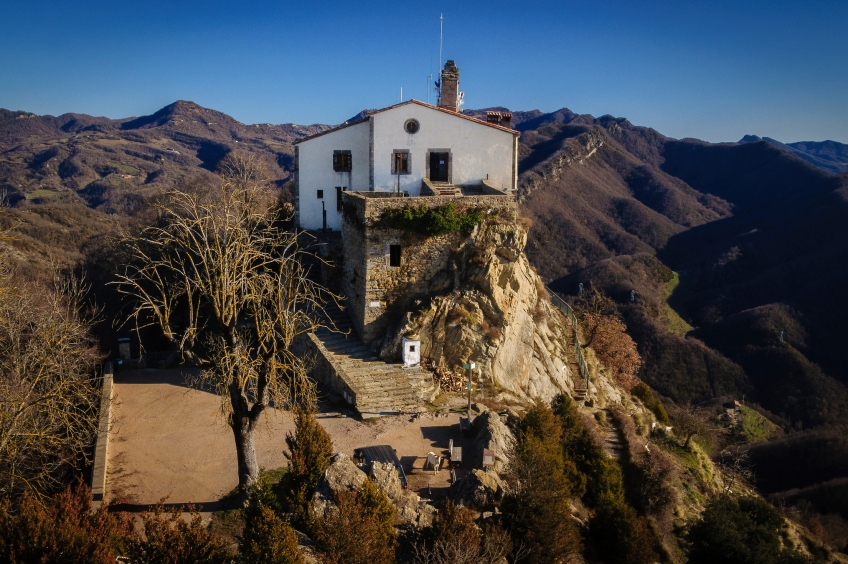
left=380, top=218, right=579, bottom=402
left=310, top=453, right=367, bottom=519
left=448, top=469, right=505, bottom=511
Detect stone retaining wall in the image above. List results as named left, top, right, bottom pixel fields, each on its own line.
left=91, top=364, right=113, bottom=512
left=341, top=190, right=516, bottom=344
left=306, top=334, right=360, bottom=406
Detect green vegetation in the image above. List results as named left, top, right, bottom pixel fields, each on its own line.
left=499, top=396, right=663, bottom=564
left=740, top=405, right=781, bottom=442
left=687, top=494, right=816, bottom=564
left=631, top=381, right=671, bottom=425
left=240, top=478, right=304, bottom=564
left=278, top=407, right=334, bottom=528
left=116, top=164, right=140, bottom=175
left=374, top=203, right=483, bottom=236
left=312, top=480, right=397, bottom=564
left=501, top=401, right=583, bottom=563
left=662, top=271, right=693, bottom=335
left=28, top=188, right=62, bottom=199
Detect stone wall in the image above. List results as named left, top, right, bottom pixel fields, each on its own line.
left=91, top=364, right=113, bottom=512
left=341, top=191, right=516, bottom=344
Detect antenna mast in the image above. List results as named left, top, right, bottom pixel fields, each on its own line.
left=439, top=14, right=443, bottom=100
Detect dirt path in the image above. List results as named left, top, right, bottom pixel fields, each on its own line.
left=106, top=367, right=470, bottom=509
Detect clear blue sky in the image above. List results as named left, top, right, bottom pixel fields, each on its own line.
left=2, top=0, right=846, bottom=143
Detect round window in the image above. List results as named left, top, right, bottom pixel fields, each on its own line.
left=404, top=119, right=420, bottom=134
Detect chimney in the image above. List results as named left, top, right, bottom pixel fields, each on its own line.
left=501, top=112, right=513, bottom=129
left=438, top=60, right=460, bottom=112
left=486, top=111, right=501, bottom=124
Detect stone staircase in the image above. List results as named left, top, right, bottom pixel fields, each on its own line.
left=312, top=304, right=436, bottom=417
left=601, top=410, right=625, bottom=460
left=429, top=182, right=463, bottom=196
left=560, top=319, right=589, bottom=405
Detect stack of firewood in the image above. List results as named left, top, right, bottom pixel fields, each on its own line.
left=422, top=357, right=467, bottom=392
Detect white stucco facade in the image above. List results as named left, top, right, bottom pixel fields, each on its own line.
left=294, top=100, right=518, bottom=232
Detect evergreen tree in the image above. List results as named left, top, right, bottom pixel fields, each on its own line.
left=279, top=406, right=333, bottom=527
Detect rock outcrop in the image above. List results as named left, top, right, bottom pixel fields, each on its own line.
left=448, top=469, right=505, bottom=511
left=472, top=410, right=515, bottom=473
left=380, top=218, right=579, bottom=402
left=310, top=453, right=367, bottom=519
left=311, top=453, right=435, bottom=529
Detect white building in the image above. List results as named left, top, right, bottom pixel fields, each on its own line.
left=293, top=61, right=520, bottom=232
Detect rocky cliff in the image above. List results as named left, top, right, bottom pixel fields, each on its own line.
left=378, top=215, right=586, bottom=403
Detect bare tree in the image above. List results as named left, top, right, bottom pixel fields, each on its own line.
left=0, top=270, right=102, bottom=499
left=718, top=445, right=754, bottom=494
left=412, top=501, right=511, bottom=564
left=115, top=153, right=339, bottom=494
left=575, top=286, right=641, bottom=390
left=669, top=404, right=718, bottom=449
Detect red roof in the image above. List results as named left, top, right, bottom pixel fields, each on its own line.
left=294, top=99, right=519, bottom=144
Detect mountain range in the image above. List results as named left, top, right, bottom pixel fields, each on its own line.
left=2, top=97, right=848, bottom=435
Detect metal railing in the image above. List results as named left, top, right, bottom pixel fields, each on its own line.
left=548, top=290, right=590, bottom=388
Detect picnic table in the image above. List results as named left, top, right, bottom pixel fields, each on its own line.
left=448, top=439, right=462, bottom=467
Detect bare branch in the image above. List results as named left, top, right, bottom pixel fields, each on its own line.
left=113, top=156, right=341, bottom=493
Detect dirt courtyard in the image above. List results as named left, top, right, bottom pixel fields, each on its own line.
left=106, top=367, right=473, bottom=509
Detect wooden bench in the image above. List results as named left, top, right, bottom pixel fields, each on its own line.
left=447, top=439, right=463, bottom=467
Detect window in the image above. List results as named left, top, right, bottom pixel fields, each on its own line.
left=317, top=189, right=323, bottom=199
left=404, top=119, right=420, bottom=134
left=333, top=150, right=352, bottom=172
left=409, top=345, right=416, bottom=353
left=336, top=186, right=345, bottom=211
left=389, top=245, right=402, bottom=267
left=391, top=150, right=410, bottom=175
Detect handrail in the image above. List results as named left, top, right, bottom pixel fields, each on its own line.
left=547, top=289, right=590, bottom=388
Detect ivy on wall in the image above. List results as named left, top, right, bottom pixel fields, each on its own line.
left=373, top=203, right=483, bottom=237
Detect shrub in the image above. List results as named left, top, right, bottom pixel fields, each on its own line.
left=552, top=394, right=621, bottom=506
left=631, top=381, right=671, bottom=425
left=608, top=406, right=678, bottom=536
left=313, top=480, right=397, bottom=564
left=374, top=203, right=483, bottom=237
left=239, top=504, right=303, bottom=564
left=279, top=406, right=333, bottom=527
left=501, top=402, right=583, bottom=563
left=687, top=494, right=814, bottom=564
left=0, top=480, right=132, bottom=564
left=413, top=500, right=510, bottom=564
left=589, top=494, right=659, bottom=564
left=126, top=503, right=233, bottom=564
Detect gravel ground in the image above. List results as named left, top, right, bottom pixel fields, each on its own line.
left=106, top=367, right=473, bottom=509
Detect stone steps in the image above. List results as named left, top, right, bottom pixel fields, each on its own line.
left=601, top=410, right=625, bottom=460
left=311, top=303, right=434, bottom=416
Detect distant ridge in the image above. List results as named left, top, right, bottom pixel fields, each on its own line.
left=739, top=134, right=848, bottom=174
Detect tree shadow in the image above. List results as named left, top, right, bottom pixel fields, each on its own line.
left=113, top=367, right=211, bottom=393
left=107, top=498, right=241, bottom=513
